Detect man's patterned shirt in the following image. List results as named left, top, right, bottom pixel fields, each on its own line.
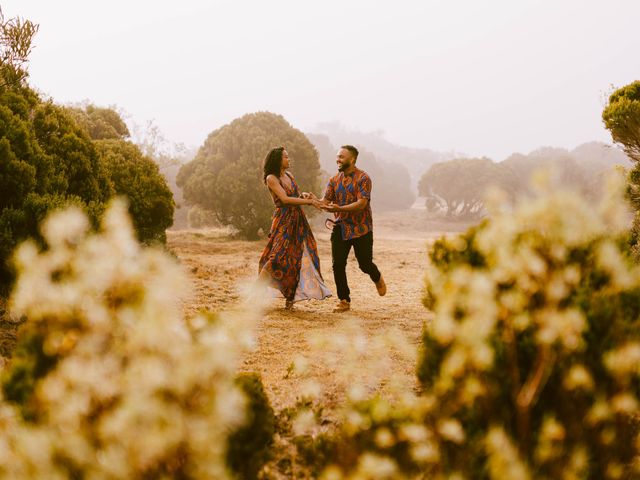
left=324, top=167, right=373, bottom=240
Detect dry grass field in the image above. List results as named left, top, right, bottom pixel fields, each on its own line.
left=0, top=210, right=472, bottom=477
left=167, top=210, right=471, bottom=413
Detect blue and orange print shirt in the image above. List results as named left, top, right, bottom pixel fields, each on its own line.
left=324, top=167, right=373, bottom=240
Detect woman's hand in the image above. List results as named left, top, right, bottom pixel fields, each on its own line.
left=321, top=202, right=342, bottom=213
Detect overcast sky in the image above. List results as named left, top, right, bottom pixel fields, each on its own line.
left=4, top=0, right=639, bottom=160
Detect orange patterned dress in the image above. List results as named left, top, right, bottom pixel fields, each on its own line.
left=258, top=173, right=331, bottom=303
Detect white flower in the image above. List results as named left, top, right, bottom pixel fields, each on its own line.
left=563, top=364, right=595, bottom=392
left=437, top=418, right=465, bottom=444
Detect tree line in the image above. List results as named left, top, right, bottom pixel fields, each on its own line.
left=418, top=142, right=630, bottom=220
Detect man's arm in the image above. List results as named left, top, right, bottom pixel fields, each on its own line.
left=322, top=198, right=368, bottom=213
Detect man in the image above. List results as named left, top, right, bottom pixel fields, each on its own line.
left=320, top=145, right=386, bottom=312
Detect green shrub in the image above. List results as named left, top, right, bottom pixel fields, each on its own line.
left=323, top=397, right=432, bottom=478
left=177, top=112, right=322, bottom=239
left=95, top=139, right=174, bottom=243
left=0, top=85, right=113, bottom=292
left=227, top=372, right=275, bottom=479
left=0, top=71, right=173, bottom=292
left=1, top=324, right=56, bottom=421
left=602, top=81, right=640, bottom=260
left=68, top=105, right=175, bottom=244
left=416, top=177, right=640, bottom=478
left=277, top=399, right=338, bottom=478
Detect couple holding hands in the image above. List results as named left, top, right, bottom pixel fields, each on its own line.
left=258, top=145, right=386, bottom=312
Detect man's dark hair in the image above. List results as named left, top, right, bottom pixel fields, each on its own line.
left=263, top=146, right=284, bottom=184
left=341, top=145, right=359, bottom=160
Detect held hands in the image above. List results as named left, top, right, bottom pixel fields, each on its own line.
left=320, top=202, right=341, bottom=213
left=301, top=192, right=324, bottom=210
left=311, top=199, right=325, bottom=209
left=300, top=192, right=341, bottom=212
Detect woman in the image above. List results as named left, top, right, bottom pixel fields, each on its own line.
left=258, top=147, right=332, bottom=309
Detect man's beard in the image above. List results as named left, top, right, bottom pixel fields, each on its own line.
left=338, top=162, right=349, bottom=172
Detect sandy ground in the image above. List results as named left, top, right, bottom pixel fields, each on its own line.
left=167, top=210, right=469, bottom=413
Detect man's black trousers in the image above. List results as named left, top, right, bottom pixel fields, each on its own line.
left=331, top=229, right=381, bottom=302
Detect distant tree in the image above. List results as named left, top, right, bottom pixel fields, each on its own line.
left=177, top=112, right=322, bottom=239
left=356, top=149, right=415, bottom=211
left=313, top=121, right=453, bottom=188
left=419, top=158, right=515, bottom=219
left=419, top=144, right=628, bottom=223
left=570, top=141, right=630, bottom=176
left=502, top=148, right=592, bottom=197
left=0, top=7, right=39, bottom=88
left=129, top=119, right=195, bottom=229
left=602, top=81, right=640, bottom=162
left=305, top=132, right=335, bottom=175
left=570, top=141, right=631, bottom=201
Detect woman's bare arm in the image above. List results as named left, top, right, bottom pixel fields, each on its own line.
left=266, top=175, right=315, bottom=206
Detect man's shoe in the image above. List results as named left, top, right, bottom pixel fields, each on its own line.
left=333, top=299, right=351, bottom=313
left=375, top=275, right=387, bottom=296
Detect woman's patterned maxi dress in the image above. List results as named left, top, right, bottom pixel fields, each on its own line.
left=259, top=173, right=332, bottom=303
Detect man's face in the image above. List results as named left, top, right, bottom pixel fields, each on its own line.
left=336, top=148, right=354, bottom=172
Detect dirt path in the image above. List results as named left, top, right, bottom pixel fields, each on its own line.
left=167, top=211, right=463, bottom=413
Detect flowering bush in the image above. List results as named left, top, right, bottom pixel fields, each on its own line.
left=0, top=200, right=263, bottom=479
left=320, top=174, right=640, bottom=479
left=417, top=174, right=640, bottom=478
left=226, top=372, right=275, bottom=479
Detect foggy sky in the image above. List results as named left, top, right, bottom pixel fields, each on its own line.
left=3, top=0, right=639, bottom=160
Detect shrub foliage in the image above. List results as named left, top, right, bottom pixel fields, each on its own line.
left=603, top=80, right=640, bottom=259
left=177, top=112, right=322, bottom=239
left=227, top=373, right=275, bottom=479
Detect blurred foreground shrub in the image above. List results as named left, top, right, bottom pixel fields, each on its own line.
left=321, top=174, right=640, bottom=479
left=227, top=373, right=275, bottom=479
left=0, top=200, right=261, bottom=479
